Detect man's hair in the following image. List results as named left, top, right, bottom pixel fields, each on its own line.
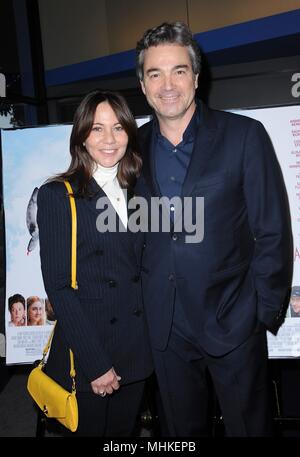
left=136, top=21, right=201, bottom=80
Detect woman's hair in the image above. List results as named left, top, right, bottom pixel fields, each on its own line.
left=53, top=90, right=142, bottom=197
left=27, top=296, right=44, bottom=325
left=136, top=21, right=202, bottom=81
left=8, top=293, right=25, bottom=312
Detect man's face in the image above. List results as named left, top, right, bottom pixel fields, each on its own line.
left=140, top=43, right=198, bottom=122
left=291, top=296, right=300, bottom=314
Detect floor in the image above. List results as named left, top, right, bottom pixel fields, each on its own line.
left=0, top=364, right=153, bottom=437
left=0, top=366, right=41, bottom=437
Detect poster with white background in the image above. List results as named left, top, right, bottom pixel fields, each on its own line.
left=2, top=124, right=72, bottom=363
left=230, top=106, right=300, bottom=357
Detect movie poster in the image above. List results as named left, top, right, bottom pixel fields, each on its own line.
left=230, top=106, right=300, bottom=357
left=2, top=124, right=72, bottom=363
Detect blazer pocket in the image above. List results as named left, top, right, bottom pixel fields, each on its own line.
left=212, top=258, right=250, bottom=281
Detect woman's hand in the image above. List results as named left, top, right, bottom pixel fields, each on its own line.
left=91, top=367, right=121, bottom=397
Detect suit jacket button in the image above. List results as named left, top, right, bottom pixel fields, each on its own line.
left=132, top=275, right=140, bottom=283
left=96, top=249, right=104, bottom=256
left=133, top=309, right=142, bottom=317
left=108, top=280, right=117, bottom=287
left=110, top=317, right=118, bottom=324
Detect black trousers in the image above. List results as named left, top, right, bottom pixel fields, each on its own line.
left=153, top=330, right=273, bottom=437
left=63, top=379, right=145, bottom=437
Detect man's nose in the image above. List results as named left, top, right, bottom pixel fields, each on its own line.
left=162, top=74, right=174, bottom=90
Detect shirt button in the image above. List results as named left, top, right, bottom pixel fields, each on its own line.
left=170, top=176, right=176, bottom=182
left=173, top=148, right=177, bottom=153
left=172, top=234, right=178, bottom=241
left=170, top=205, right=175, bottom=212
left=168, top=274, right=174, bottom=281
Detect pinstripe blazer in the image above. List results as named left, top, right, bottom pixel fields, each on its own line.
left=37, top=179, right=153, bottom=393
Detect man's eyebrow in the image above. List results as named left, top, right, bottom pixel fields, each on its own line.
left=146, top=67, right=160, bottom=75
left=173, top=64, right=189, bottom=70
left=146, top=64, right=189, bottom=75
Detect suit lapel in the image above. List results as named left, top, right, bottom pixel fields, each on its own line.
left=182, top=101, right=218, bottom=197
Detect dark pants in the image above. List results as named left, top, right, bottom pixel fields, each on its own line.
left=63, top=380, right=145, bottom=437
left=153, top=330, right=273, bottom=437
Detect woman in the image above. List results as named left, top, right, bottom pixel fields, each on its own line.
left=8, top=293, right=26, bottom=326
left=26, top=296, right=45, bottom=326
left=37, top=91, right=152, bottom=437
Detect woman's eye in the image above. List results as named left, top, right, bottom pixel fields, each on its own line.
left=114, top=125, right=124, bottom=132
left=92, top=126, right=102, bottom=132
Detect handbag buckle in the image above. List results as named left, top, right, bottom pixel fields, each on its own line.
left=43, top=405, right=48, bottom=415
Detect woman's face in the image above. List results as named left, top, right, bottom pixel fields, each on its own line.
left=28, top=300, right=43, bottom=325
left=11, top=302, right=25, bottom=326
left=84, top=101, right=128, bottom=168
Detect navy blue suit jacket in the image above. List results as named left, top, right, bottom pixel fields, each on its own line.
left=136, top=101, right=293, bottom=355
left=37, top=179, right=152, bottom=392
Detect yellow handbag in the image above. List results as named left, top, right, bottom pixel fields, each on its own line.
left=27, top=181, right=78, bottom=432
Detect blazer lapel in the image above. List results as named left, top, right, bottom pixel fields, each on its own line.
left=171, top=102, right=218, bottom=227
left=182, top=101, right=218, bottom=197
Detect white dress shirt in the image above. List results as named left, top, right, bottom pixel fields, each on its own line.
left=93, top=163, right=127, bottom=228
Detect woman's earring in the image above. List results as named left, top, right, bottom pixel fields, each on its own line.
left=83, top=142, right=86, bottom=147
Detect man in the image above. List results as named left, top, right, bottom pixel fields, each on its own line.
left=290, top=286, right=300, bottom=317
left=135, top=22, right=293, bottom=436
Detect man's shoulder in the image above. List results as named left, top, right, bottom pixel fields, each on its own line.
left=207, top=104, right=261, bottom=130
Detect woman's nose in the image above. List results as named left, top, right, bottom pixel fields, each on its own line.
left=102, top=129, right=116, bottom=144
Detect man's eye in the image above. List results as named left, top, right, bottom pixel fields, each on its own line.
left=149, top=73, right=159, bottom=79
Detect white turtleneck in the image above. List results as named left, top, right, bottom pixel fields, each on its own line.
left=93, top=163, right=127, bottom=229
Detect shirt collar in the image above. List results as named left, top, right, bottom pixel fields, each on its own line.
left=93, top=163, right=119, bottom=188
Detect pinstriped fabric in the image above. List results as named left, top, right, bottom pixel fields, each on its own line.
left=37, top=180, right=152, bottom=392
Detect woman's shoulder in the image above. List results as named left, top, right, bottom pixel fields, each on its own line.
left=38, top=180, right=69, bottom=197
left=37, top=180, right=71, bottom=207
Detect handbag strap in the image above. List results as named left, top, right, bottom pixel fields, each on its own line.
left=40, top=180, right=77, bottom=392
left=64, top=180, right=77, bottom=390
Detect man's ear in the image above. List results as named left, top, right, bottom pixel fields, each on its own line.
left=140, top=79, right=146, bottom=95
